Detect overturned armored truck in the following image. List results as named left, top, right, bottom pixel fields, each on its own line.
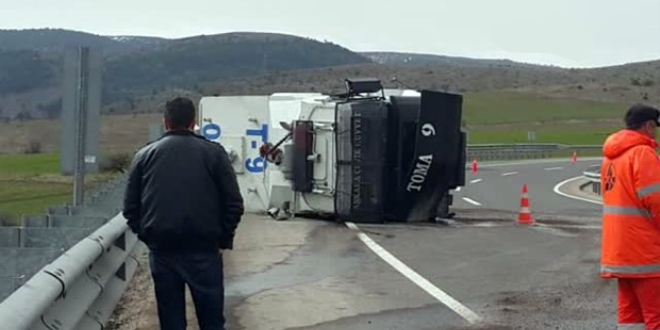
left=197, top=78, right=466, bottom=223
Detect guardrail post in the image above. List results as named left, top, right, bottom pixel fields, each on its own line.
left=593, top=182, right=601, bottom=195
left=583, top=166, right=602, bottom=196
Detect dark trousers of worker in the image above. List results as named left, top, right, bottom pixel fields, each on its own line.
left=618, top=277, right=660, bottom=329
left=149, top=250, right=226, bottom=330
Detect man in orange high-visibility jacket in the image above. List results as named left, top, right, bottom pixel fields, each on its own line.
left=601, top=103, right=660, bottom=329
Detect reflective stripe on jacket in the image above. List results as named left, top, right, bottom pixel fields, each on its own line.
left=601, top=129, right=660, bottom=278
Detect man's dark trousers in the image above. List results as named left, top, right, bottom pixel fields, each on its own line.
left=149, top=250, right=226, bottom=330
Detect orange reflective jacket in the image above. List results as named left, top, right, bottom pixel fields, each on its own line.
left=601, top=129, right=660, bottom=278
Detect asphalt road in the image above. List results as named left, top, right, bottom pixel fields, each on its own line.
left=454, top=158, right=603, bottom=221
left=356, top=158, right=611, bottom=329
left=112, top=158, right=612, bottom=330
left=218, top=158, right=615, bottom=330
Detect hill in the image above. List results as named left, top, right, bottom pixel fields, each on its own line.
left=361, top=51, right=561, bottom=69
left=0, top=28, right=658, bottom=122
left=0, top=28, right=166, bottom=54
left=186, top=59, right=660, bottom=106
left=0, top=29, right=371, bottom=120
left=108, top=56, right=658, bottom=130
left=0, top=58, right=658, bottom=156
left=102, top=32, right=371, bottom=102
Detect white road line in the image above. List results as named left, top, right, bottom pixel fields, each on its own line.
left=462, top=197, right=482, bottom=206
left=545, top=167, right=563, bottom=171
left=501, top=171, right=518, bottom=176
left=553, top=176, right=602, bottom=205
left=345, top=222, right=483, bottom=324
left=455, top=186, right=462, bottom=192
left=470, top=178, right=482, bottom=184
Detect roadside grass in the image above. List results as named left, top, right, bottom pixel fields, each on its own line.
left=462, top=91, right=628, bottom=125
left=462, top=92, right=626, bottom=145
left=467, top=125, right=618, bottom=145
left=0, top=153, right=122, bottom=226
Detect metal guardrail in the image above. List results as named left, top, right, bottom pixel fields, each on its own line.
left=583, top=165, right=601, bottom=195
left=0, top=213, right=144, bottom=330
left=466, top=143, right=601, bottom=161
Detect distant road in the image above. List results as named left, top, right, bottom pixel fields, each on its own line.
left=454, top=158, right=602, bottom=219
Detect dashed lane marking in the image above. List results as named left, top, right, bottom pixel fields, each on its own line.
left=470, top=178, right=482, bottom=184
left=345, top=222, right=484, bottom=324
left=501, top=171, right=518, bottom=176
left=545, top=167, right=563, bottom=171
left=462, top=197, right=482, bottom=206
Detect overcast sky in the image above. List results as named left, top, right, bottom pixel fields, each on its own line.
left=1, top=0, right=658, bottom=68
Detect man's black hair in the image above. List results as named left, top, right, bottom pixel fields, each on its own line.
left=164, top=97, right=196, bottom=130
left=624, top=103, right=660, bottom=130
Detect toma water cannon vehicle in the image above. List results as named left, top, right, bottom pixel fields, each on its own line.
left=197, top=78, right=467, bottom=224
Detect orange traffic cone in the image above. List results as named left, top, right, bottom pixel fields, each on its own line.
left=572, top=151, right=577, bottom=164
left=518, top=184, right=535, bottom=225
left=472, top=159, right=478, bottom=175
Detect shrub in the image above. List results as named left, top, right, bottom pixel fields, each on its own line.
left=100, top=153, right=132, bottom=173
left=23, top=139, right=42, bottom=154
left=0, top=210, right=14, bottom=226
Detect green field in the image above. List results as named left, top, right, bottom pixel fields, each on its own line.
left=463, top=92, right=628, bottom=125
left=462, top=91, right=626, bottom=145
left=0, top=153, right=118, bottom=226
left=466, top=126, right=618, bottom=145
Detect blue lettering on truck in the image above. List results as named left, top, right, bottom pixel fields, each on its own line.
left=202, top=123, right=222, bottom=140
left=245, top=124, right=269, bottom=173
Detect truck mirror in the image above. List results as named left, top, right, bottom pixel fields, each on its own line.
left=279, top=121, right=292, bottom=132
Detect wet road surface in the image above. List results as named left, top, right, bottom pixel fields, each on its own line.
left=110, top=158, right=613, bottom=330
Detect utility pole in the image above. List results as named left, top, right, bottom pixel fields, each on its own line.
left=60, top=47, right=102, bottom=207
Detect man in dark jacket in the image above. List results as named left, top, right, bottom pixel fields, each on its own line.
left=122, top=97, right=244, bottom=330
